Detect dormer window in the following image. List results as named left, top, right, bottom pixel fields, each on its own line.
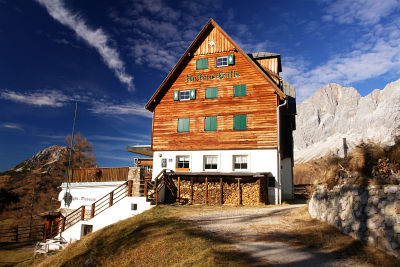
left=179, top=90, right=190, bottom=101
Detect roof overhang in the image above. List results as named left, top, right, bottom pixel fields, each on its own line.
left=126, top=145, right=153, bottom=157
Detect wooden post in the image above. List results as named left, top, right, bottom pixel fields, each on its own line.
left=109, top=191, right=114, bottom=207
left=91, top=203, right=95, bottom=218
left=177, top=177, right=181, bottom=203
left=144, top=180, right=148, bottom=198
left=127, top=180, right=132, bottom=197
left=155, top=178, right=158, bottom=205
left=257, top=179, right=261, bottom=204
left=81, top=206, right=85, bottom=220
left=190, top=177, right=194, bottom=205
left=205, top=177, right=208, bottom=204
left=42, top=224, right=46, bottom=240
left=220, top=178, right=223, bottom=204
left=237, top=179, right=242, bottom=205
left=61, top=217, right=66, bottom=232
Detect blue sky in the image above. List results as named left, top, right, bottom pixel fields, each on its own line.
left=1, top=0, right=400, bottom=171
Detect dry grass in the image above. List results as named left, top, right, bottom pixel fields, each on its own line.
left=30, top=205, right=265, bottom=267
left=256, top=206, right=399, bottom=267
left=0, top=241, right=40, bottom=267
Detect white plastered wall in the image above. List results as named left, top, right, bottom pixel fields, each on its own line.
left=152, top=149, right=280, bottom=204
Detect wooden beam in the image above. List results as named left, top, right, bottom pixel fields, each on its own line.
left=237, top=178, right=242, bottom=205
left=144, top=180, right=148, bottom=199
left=127, top=180, right=132, bottom=197
left=109, top=191, right=114, bottom=207
left=155, top=178, right=158, bottom=205
left=257, top=179, right=261, bottom=205
left=91, top=203, right=95, bottom=218
left=178, top=177, right=181, bottom=203
left=220, top=177, right=223, bottom=204
left=190, top=177, right=194, bottom=205
left=81, top=206, right=85, bottom=221
left=205, top=177, right=208, bottom=204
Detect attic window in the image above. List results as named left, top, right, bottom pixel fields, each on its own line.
left=216, top=56, right=228, bottom=67
left=179, top=90, right=190, bottom=101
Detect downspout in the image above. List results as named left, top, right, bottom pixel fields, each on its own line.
left=277, top=87, right=287, bottom=205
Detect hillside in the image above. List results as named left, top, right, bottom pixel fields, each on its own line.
left=0, top=146, right=68, bottom=225
left=294, top=78, right=400, bottom=163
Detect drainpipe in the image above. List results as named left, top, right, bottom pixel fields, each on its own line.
left=277, top=97, right=287, bottom=205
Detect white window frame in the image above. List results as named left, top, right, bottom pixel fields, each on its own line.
left=176, top=155, right=190, bottom=170
left=203, top=155, right=219, bottom=171
left=216, top=56, right=228, bottom=67
left=233, top=155, right=249, bottom=171
left=179, top=90, right=191, bottom=101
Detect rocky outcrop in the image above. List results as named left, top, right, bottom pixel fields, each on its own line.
left=294, top=78, right=400, bottom=163
left=309, top=184, right=400, bottom=259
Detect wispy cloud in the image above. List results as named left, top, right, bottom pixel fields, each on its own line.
left=0, top=89, right=71, bottom=107
left=2, top=123, right=24, bottom=131
left=88, top=100, right=152, bottom=118
left=36, top=0, right=134, bottom=91
left=322, top=0, right=400, bottom=25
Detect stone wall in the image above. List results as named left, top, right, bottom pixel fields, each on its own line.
left=309, top=184, right=400, bottom=259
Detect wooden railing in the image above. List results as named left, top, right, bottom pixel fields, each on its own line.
left=143, top=170, right=177, bottom=204
left=69, top=167, right=129, bottom=182
left=58, top=181, right=133, bottom=235
left=0, top=224, right=45, bottom=242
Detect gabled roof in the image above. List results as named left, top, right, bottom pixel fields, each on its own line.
left=145, top=19, right=286, bottom=112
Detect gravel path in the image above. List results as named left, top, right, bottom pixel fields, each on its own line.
left=183, top=204, right=372, bottom=267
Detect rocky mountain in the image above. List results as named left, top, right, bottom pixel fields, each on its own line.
left=294, top=78, right=400, bottom=163
left=0, top=145, right=68, bottom=224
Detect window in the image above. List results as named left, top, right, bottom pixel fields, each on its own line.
left=233, top=155, right=248, bottom=170
left=179, top=90, right=190, bottom=101
left=234, top=84, right=246, bottom=97
left=204, top=155, right=218, bottom=170
left=234, top=115, right=247, bottom=130
left=205, top=87, right=218, bottom=99
left=205, top=116, right=217, bottom=131
left=131, top=203, right=138, bottom=210
left=178, top=118, right=189, bottom=132
left=196, top=58, right=208, bottom=69
left=216, top=56, right=228, bottom=67
left=176, top=156, right=190, bottom=169
left=161, top=158, right=167, bottom=168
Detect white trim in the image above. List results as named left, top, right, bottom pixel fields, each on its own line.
left=203, top=154, right=220, bottom=171
left=216, top=56, right=228, bottom=67
left=179, top=90, right=191, bottom=101
left=232, top=154, right=250, bottom=171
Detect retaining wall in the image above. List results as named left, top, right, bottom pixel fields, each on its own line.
left=309, top=184, right=400, bottom=259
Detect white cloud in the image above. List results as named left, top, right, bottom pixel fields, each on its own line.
left=322, top=0, right=400, bottom=25
left=88, top=101, right=152, bottom=118
left=2, top=123, right=23, bottom=131
left=0, top=89, right=71, bottom=107
left=36, top=0, right=134, bottom=91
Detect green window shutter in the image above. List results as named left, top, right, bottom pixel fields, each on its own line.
left=196, top=58, right=208, bottom=70
left=190, top=89, right=196, bottom=100
left=173, top=90, right=180, bottom=101
left=234, top=115, right=247, bottom=130
left=234, top=85, right=246, bottom=97
left=228, top=54, right=235, bottom=65
left=205, top=116, right=217, bottom=131
left=206, top=87, right=218, bottom=99
left=178, top=118, right=189, bottom=132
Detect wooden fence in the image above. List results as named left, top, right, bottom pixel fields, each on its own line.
left=0, top=224, right=45, bottom=242
left=69, top=167, right=129, bottom=182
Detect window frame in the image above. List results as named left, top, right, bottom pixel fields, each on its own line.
left=176, top=155, right=190, bottom=171
left=203, top=155, right=219, bottom=171
left=216, top=56, right=228, bottom=67
left=179, top=90, right=191, bottom=101
left=233, top=155, right=249, bottom=171
left=234, top=114, right=247, bottom=130
left=177, top=118, right=190, bottom=133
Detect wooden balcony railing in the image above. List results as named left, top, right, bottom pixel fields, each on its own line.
left=69, top=167, right=129, bottom=183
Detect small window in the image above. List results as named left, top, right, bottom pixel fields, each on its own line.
left=234, top=115, right=247, bottom=130
left=196, top=58, right=208, bottom=70
left=178, top=118, right=189, bottom=132
left=177, top=156, right=190, bottom=169
left=131, top=203, right=138, bottom=210
left=234, top=84, right=246, bottom=97
left=216, top=56, right=228, bottom=67
left=205, top=116, right=217, bottom=131
left=204, top=155, right=218, bottom=170
left=161, top=158, right=167, bottom=168
left=179, top=90, right=190, bottom=101
left=205, top=87, right=218, bottom=99
left=233, top=155, right=248, bottom=170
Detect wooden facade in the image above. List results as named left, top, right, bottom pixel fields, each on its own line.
left=148, top=19, right=285, bottom=152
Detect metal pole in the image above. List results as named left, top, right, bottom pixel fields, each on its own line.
left=65, top=102, right=78, bottom=207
